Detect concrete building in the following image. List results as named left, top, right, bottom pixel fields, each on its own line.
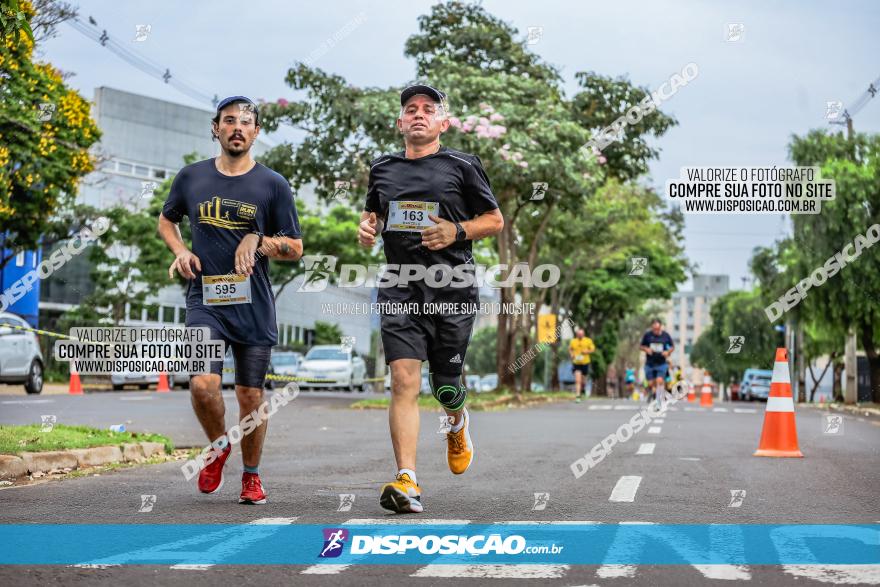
left=663, top=274, right=730, bottom=380
left=39, top=87, right=373, bottom=355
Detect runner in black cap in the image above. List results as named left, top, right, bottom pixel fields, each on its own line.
left=158, top=95, right=303, bottom=505
left=359, top=84, right=504, bottom=513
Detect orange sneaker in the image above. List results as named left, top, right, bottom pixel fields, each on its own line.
left=446, top=408, right=474, bottom=474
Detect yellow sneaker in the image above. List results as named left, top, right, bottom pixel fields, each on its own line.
left=446, top=408, right=474, bottom=474
left=379, top=472, right=423, bottom=513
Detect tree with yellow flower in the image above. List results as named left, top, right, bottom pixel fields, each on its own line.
left=0, top=0, right=99, bottom=268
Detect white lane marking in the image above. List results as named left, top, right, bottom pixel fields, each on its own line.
left=120, top=397, right=153, bottom=401
left=712, top=407, right=729, bottom=412
left=690, top=564, right=751, bottom=580
left=684, top=407, right=705, bottom=412
left=609, top=476, right=642, bottom=502
left=597, top=564, right=636, bottom=578
left=597, top=522, right=655, bottom=578
left=667, top=407, right=679, bottom=411
left=647, top=426, right=662, bottom=434
left=734, top=408, right=757, bottom=414
left=74, top=517, right=298, bottom=570
left=588, top=405, right=613, bottom=410
left=636, top=443, right=655, bottom=455
left=412, top=564, right=570, bottom=578
left=782, top=565, right=880, bottom=584
left=168, top=517, right=296, bottom=570
left=2, top=399, right=54, bottom=404
left=342, top=518, right=471, bottom=525
left=652, top=419, right=665, bottom=424
left=613, top=405, right=638, bottom=410
left=302, top=564, right=352, bottom=575
left=679, top=457, right=701, bottom=461
left=494, top=521, right=601, bottom=525
left=306, top=518, right=472, bottom=576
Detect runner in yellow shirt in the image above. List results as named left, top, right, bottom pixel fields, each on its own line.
left=568, top=328, right=596, bottom=403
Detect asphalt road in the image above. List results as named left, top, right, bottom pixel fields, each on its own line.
left=1, top=391, right=879, bottom=586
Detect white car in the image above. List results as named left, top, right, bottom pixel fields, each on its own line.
left=0, top=312, right=44, bottom=394
left=297, top=345, right=367, bottom=391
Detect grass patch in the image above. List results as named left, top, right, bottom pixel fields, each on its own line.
left=0, top=424, right=173, bottom=455
left=350, top=390, right=576, bottom=411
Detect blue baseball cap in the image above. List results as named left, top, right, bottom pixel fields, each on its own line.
left=215, top=95, right=259, bottom=123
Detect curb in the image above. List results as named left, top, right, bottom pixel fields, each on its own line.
left=0, top=441, right=169, bottom=481
left=810, top=403, right=880, bottom=419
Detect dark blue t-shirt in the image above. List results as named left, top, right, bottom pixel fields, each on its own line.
left=641, top=330, right=674, bottom=366
left=162, top=159, right=301, bottom=346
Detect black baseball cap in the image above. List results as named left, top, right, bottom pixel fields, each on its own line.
left=215, top=95, right=259, bottom=123
left=400, top=84, right=447, bottom=109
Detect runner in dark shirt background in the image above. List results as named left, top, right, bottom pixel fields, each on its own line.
left=158, top=96, right=302, bottom=505
left=359, top=84, right=504, bottom=514
left=640, top=318, right=675, bottom=404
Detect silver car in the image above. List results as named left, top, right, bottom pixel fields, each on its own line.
left=297, top=345, right=367, bottom=391
left=271, top=351, right=303, bottom=381
left=0, top=312, right=44, bottom=394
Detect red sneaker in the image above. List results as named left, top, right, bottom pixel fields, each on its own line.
left=239, top=472, right=267, bottom=505
left=197, top=444, right=231, bottom=494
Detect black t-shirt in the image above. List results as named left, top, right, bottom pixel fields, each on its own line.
left=162, top=159, right=301, bottom=346
left=364, top=146, right=498, bottom=303
left=641, top=330, right=674, bottom=366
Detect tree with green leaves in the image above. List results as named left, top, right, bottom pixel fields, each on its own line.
left=258, top=1, right=681, bottom=392
left=535, top=181, right=688, bottom=394
left=788, top=130, right=880, bottom=402
left=690, top=289, right=780, bottom=386
left=752, top=130, right=880, bottom=402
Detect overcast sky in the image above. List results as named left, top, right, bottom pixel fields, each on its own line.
left=39, top=0, right=880, bottom=292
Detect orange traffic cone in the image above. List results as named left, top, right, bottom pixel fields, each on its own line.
left=68, top=365, right=83, bottom=395
left=687, top=381, right=696, bottom=402
left=754, top=348, right=803, bottom=458
left=156, top=372, right=171, bottom=393
left=700, top=374, right=713, bottom=406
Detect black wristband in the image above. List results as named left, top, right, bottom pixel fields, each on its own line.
left=252, top=231, right=264, bottom=250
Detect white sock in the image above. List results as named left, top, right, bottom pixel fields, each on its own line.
left=449, top=409, right=467, bottom=433
left=398, top=468, right=417, bottom=484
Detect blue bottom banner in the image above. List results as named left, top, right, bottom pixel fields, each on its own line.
left=0, top=524, right=877, bottom=565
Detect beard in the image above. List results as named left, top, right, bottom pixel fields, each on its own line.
left=222, top=135, right=250, bottom=157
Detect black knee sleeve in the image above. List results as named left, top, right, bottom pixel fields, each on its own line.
left=429, top=373, right=467, bottom=411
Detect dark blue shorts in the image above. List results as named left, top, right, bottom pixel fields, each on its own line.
left=644, top=363, right=669, bottom=381
left=191, top=324, right=271, bottom=389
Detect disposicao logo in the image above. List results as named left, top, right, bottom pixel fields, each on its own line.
left=319, top=528, right=349, bottom=558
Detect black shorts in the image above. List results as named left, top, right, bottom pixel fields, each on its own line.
left=380, top=310, right=476, bottom=376
left=572, top=363, right=590, bottom=376
left=191, top=324, right=272, bottom=389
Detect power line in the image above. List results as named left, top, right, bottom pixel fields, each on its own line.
left=828, top=72, right=880, bottom=128
left=65, top=16, right=282, bottom=148
left=66, top=17, right=218, bottom=108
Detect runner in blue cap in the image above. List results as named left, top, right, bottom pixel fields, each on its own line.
left=158, top=96, right=303, bottom=504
